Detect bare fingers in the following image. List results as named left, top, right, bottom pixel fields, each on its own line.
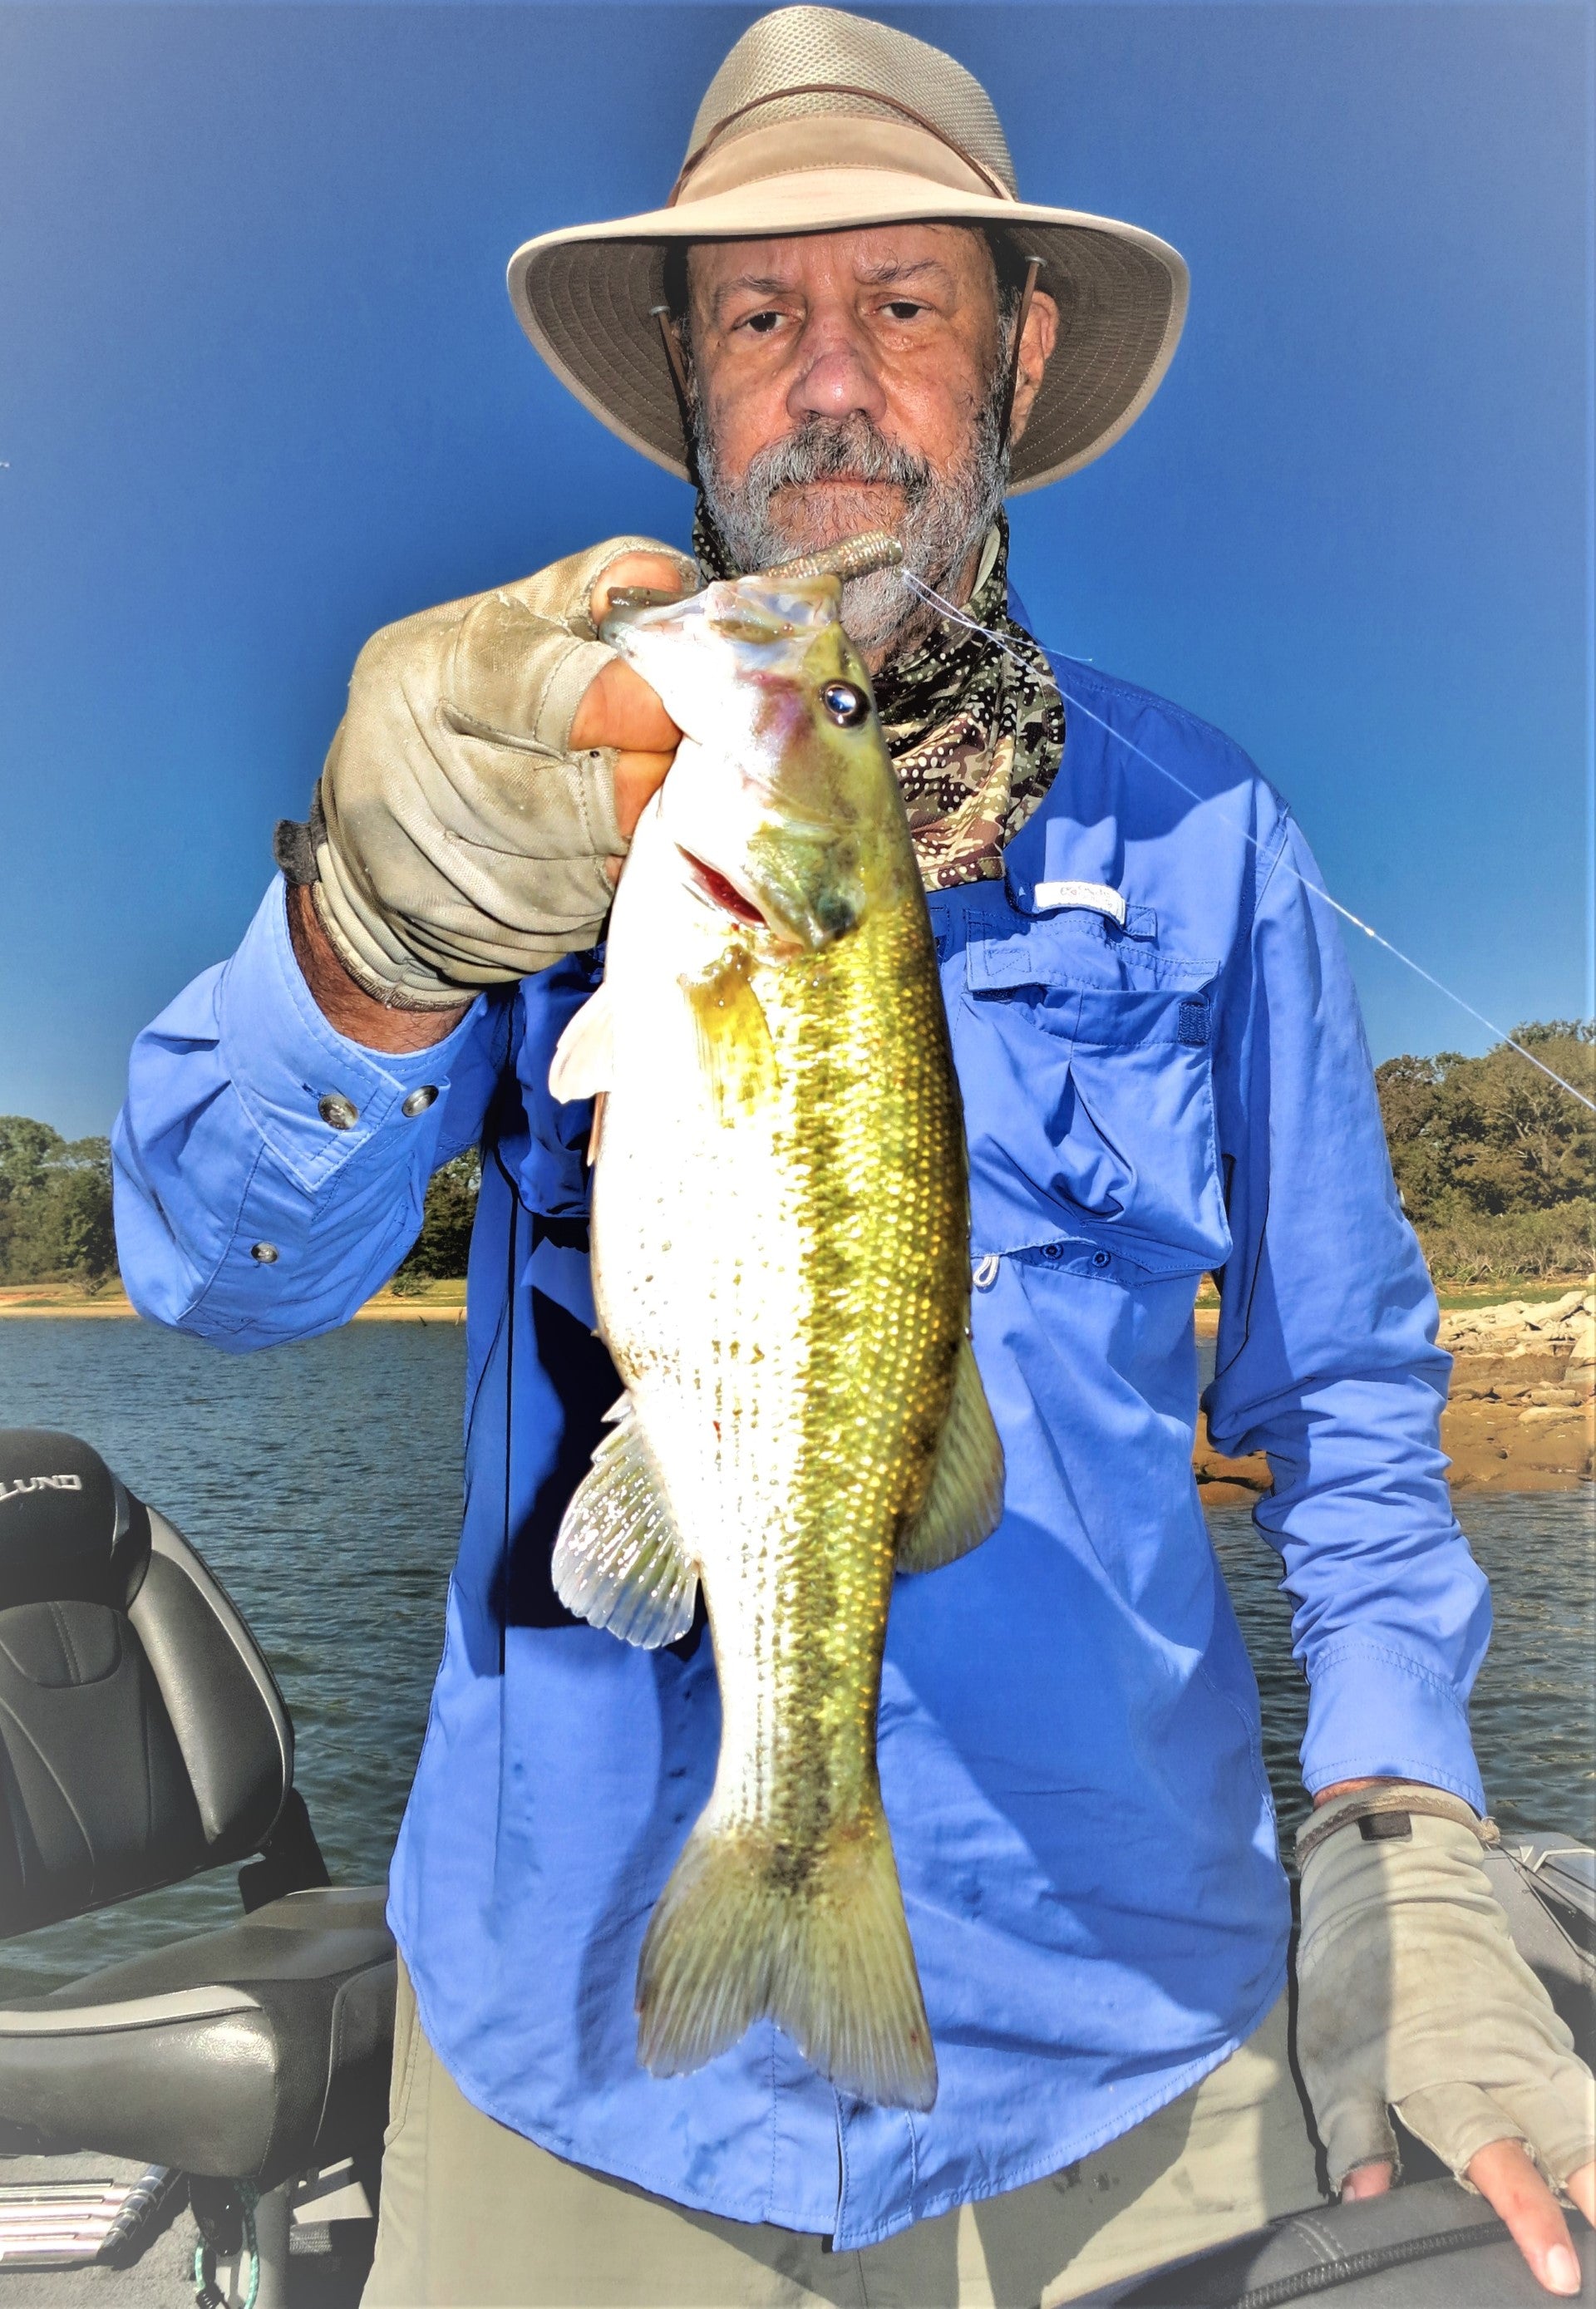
left=588, top=551, right=692, bottom=629
left=1339, top=2160, right=1395, bottom=2200
left=608, top=748, right=678, bottom=844
left=1466, top=2138, right=1587, bottom=2295
left=579, top=553, right=691, bottom=847
left=569, top=658, right=681, bottom=762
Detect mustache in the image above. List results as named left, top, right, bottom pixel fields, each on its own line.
left=695, top=382, right=1010, bottom=655
left=736, top=416, right=933, bottom=507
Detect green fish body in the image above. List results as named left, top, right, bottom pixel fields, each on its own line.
left=549, top=569, right=1004, bottom=2110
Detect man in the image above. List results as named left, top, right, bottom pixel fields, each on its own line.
left=113, top=8, right=1594, bottom=2302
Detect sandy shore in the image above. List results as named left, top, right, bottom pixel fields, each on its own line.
left=0, top=1284, right=466, bottom=1324
left=7, top=1280, right=1589, bottom=1493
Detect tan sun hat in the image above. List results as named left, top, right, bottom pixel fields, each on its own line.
left=506, top=4, right=1189, bottom=495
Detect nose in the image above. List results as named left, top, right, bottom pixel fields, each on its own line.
left=786, top=306, right=888, bottom=430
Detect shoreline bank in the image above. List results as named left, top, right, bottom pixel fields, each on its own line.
left=0, top=1285, right=466, bottom=1324
left=1195, top=1287, right=1594, bottom=1501
left=6, top=1283, right=1590, bottom=1494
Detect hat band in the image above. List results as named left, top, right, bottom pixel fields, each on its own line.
left=670, top=85, right=1014, bottom=208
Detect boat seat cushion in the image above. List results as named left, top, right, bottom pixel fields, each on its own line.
left=0, top=1430, right=292, bottom=1936
left=0, top=1887, right=395, bottom=2190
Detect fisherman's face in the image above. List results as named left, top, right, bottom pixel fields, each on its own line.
left=685, top=224, right=1057, bottom=658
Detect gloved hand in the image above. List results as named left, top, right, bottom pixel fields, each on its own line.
left=1296, top=1785, right=1595, bottom=2261
left=285, top=537, right=698, bottom=1007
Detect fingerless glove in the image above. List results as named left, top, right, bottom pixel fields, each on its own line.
left=278, top=537, right=698, bottom=1007
left=1296, top=1785, right=1595, bottom=2195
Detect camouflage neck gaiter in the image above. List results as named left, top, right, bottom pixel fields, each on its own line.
left=693, top=505, right=1065, bottom=891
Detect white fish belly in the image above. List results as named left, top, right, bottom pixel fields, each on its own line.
left=590, top=827, right=867, bottom=1837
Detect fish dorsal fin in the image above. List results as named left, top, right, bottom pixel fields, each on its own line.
left=896, top=1337, right=1005, bottom=1573
left=549, top=982, right=616, bottom=1105
left=552, top=1403, right=699, bottom=1648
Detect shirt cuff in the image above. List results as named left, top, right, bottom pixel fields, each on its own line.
left=1301, top=1634, right=1487, bottom=1813
left=217, top=876, right=485, bottom=1194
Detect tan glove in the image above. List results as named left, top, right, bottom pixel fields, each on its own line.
left=285, top=538, right=699, bottom=1007
left=1296, top=1785, right=1596, bottom=2195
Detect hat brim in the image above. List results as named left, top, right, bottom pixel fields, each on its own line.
left=507, top=171, right=1189, bottom=495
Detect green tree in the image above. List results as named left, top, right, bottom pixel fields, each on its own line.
left=1376, top=1023, right=1595, bottom=1285
left=0, top=1120, right=118, bottom=1287
left=394, top=1149, right=481, bottom=1288
left=0, top=1115, right=61, bottom=1200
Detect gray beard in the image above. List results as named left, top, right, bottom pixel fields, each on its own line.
left=695, top=377, right=1010, bottom=661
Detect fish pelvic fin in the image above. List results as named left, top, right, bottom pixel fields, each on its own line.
left=549, top=982, right=616, bottom=1104
left=635, top=1806, right=938, bottom=2112
left=896, top=1336, right=1006, bottom=1574
left=552, top=1406, right=699, bottom=1649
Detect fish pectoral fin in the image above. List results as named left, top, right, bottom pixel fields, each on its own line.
left=549, top=982, right=616, bottom=1104
left=896, top=1336, right=1006, bottom=1573
left=552, top=1405, right=699, bottom=1649
left=682, top=954, right=776, bottom=1121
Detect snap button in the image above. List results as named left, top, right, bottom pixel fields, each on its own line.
left=401, top=1086, right=439, bottom=1118
left=1042, top=1243, right=1062, bottom=1260
left=250, top=1242, right=279, bottom=1264
left=1092, top=1249, right=1111, bottom=1268
left=318, top=1092, right=359, bottom=1131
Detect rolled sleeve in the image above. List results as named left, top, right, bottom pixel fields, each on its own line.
left=113, top=877, right=503, bottom=1348
left=1205, top=815, right=1491, bottom=1810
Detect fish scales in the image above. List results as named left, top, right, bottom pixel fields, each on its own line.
left=720, top=907, right=962, bottom=1866
left=549, top=560, right=1004, bottom=2110
left=603, top=901, right=961, bottom=1860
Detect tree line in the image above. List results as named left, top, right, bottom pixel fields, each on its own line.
left=0, top=1120, right=482, bottom=1296
left=0, top=1118, right=118, bottom=1287
left=1375, top=1020, right=1593, bottom=1286
left=3, top=1022, right=1590, bottom=1295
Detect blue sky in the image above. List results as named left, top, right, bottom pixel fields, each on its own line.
left=0, top=0, right=1589, bottom=1138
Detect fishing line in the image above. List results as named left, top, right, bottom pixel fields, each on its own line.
left=901, top=571, right=1596, bottom=1115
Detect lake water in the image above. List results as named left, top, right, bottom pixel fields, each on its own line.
left=1, top=1317, right=1591, bottom=1997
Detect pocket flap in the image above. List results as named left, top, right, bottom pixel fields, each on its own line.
left=967, top=911, right=1215, bottom=1002
left=955, top=918, right=1230, bottom=1280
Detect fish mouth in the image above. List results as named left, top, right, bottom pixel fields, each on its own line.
left=677, top=841, right=861, bottom=953
left=678, top=847, right=768, bottom=929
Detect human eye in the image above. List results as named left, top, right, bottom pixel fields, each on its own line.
left=732, top=305, right=788, bottom=338
left=880, top=298, right=929, bottom=322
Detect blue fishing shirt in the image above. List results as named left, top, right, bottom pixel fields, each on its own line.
left=113, top=638, right=1490, bottom=2249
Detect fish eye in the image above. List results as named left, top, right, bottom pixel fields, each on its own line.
left=820, top=681, right=869, bottom=727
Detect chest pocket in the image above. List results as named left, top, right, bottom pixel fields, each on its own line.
left=958, top=912, right=1232, bottom=1281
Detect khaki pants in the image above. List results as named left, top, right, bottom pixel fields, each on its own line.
left=365, top=1962, right=1323, bottom=2308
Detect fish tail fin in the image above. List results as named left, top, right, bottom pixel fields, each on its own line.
left=635, top=1805, right=937, bottom=2111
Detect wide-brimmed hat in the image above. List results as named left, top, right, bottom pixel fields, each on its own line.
left=506, top=5, right=1189, bottom=495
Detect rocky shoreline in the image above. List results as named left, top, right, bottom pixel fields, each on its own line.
left=1195, top=1288, right=1594, bottom=1504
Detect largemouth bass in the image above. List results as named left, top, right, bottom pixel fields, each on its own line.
left=548, top=563, right=1004, bottom=2112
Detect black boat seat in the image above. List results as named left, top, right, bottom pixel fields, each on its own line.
left=0, top=1430, right=397, bottom=2193
left=0, top=1430, right=291, bottom=1933
left=0, top=1887, right=394, bottom=2191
